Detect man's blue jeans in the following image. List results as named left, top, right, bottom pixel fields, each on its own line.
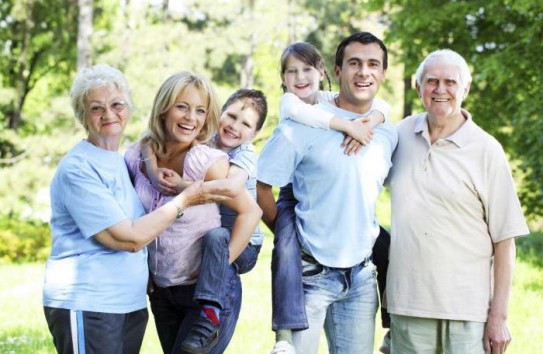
left=292, top=260, right=378, bottom=354
left=271, top=183, right=308, bottom=331
left=194, top=227, right=260, bottom=308
left=149, top=264, right=241, bottom=354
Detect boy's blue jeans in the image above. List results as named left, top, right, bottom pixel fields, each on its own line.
left=271, top=183, right=308, bottom=331
left=149, top=266, right=241, bottom=354
left=193, top=227, right=261, bottom=309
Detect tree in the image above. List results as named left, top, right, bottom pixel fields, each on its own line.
left=0, top=0, right=78, bottom=131
left=77, top=0, right=94, bottom=70
left=300, top=0, right=381, bottom=74
left=370, top=0, right=543, bottom=218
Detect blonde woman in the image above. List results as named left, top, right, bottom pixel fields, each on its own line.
left=124, top=71, right=261, bottom=354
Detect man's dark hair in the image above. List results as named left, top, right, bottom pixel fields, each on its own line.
left=335, top=32, right=388, bottom=70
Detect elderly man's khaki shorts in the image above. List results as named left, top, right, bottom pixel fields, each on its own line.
left=390, top=314, right=486, bottom=354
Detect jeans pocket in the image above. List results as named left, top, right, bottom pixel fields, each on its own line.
left=302, top=260, right=325, bottom=277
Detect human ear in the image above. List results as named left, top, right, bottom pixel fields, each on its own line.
left=463, top=82, right=471, bottom=100
left=415, top=83, right=422, bottom=98
left=319, top=68, right=325, bottom=81
left=334, top=65, right=341, bottom=80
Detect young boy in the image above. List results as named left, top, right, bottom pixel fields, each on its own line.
left=142, top=89, right=268, bottom=353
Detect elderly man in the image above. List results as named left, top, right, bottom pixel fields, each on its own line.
left=257, top=32, right=397, bottom=354
left=387, top=49, right=529, bottom=354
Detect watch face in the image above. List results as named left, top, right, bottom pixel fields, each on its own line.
left=176, top=207, right=184, bottom=219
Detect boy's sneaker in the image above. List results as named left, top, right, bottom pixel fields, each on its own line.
left=180, top=316, right=219, bottom=354
left=270, top=340, right=296, bottom=354
left=379, top=330, right=391, bottom=354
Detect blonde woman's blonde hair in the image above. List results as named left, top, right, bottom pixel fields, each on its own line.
left=146, top=71, right=220, bottom=154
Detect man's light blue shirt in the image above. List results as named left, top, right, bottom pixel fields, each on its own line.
left=258, top=101, right=397, bottom=268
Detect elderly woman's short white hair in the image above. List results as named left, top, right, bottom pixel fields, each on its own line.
left=415, top=49, right=472, bottom=88
left=70, top=64, right=134, bottom=130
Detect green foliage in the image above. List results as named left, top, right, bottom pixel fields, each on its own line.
left=373, top=0, right=543, bottom=218
left=0, top=0, right=541, bottom=244
left=0, top=127, right=83, bottom=221
left=0, top=0, right=78, bottom=130
left=0, top=216, right=51, bottom=264
left=516, top=232, right=543, bottom=269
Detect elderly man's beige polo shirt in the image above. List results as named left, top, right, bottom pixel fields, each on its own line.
left=387, top=110, right=529, bottom=322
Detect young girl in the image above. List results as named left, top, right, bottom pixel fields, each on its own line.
left=268, top=41, right=391, bottom=354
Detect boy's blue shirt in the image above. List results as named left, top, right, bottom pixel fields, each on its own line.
left=216, top=136, right=263, bottom=246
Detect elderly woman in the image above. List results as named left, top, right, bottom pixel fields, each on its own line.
left=124, top=71, right=261, bottom=354
left=42, top=64, right=224, bottom=354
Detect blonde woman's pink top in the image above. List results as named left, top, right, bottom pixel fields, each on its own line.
left=125, top=143, right=228, bottom=287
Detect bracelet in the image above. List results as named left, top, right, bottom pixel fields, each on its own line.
left=175, top=205, right=184, bottom=219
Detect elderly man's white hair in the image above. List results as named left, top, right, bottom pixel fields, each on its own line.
left=415, top=49, right=472, bottom=89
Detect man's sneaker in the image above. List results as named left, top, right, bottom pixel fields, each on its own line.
left=180, top=316, right=219, bottom=354
left=270, top=340, right=296, bottom=354
left=379, top=330, right=391, bottom=354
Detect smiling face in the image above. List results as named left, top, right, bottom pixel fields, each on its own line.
left=217, top=100, right=260, bottom=150
left=163, top=85, right=208, bottom=146
left=281, top=55, right=324, bottom=104
left=417, top=58, right=469, bottom=120
left=84, top=86, right=129, bottom=150
left=335, top=42, right=386, bottom=113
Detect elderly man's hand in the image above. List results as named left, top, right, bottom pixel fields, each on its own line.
left=484, top=315, right=511, bottom=354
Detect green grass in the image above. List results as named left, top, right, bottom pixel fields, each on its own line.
left=2, top=232, right=542, bottom=353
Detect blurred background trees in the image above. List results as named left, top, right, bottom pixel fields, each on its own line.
left=0, top=0, right=541, bottom=261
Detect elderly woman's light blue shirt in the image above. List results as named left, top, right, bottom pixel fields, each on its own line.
left=43, top=140, right=148, bottom=314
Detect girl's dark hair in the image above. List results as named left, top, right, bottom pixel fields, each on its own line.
left=280, top=42, right=332, bottom=92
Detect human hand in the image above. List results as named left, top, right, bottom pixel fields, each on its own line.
left=179, top=180, right=231, bottom=208
left=149, top=167, right=182, bottom=196
left=484, top=315, right=511, bottom=354
left=340, top=117, right=374, bottom=155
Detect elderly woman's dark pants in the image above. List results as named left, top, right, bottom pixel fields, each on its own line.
left=43, top=306, right=148, bottom=354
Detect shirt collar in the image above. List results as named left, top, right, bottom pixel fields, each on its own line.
left=414, top=109, right=475, bottom=148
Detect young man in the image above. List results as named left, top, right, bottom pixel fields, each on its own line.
left=257, top=32, right=398, bottom=354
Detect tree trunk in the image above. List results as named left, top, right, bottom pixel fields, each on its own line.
left=9, top=7, right=33, bottom=130
left=240, top=51, right=254, bottom=89
left=287, top=0, right=296, bottom=43
left=403, top=75, right=412, bottom=118
left=240, top=0, right=255, bottom=88
left=77, top=0, right=94, bottom=71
